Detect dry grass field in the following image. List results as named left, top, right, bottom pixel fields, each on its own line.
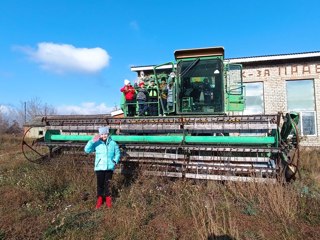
left=0, top=134, right=320, bottom=239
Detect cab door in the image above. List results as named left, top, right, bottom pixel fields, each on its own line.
left=225, top=64, right=245, bottom=112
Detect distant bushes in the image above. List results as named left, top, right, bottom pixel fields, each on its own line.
left=0, top=117, right=22, bottom=135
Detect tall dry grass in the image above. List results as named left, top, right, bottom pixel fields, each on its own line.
left=299, top=149, right=320, bottom=185
left=0, top=135, right=319, bottom=239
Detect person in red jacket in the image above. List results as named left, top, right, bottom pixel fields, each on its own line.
left=120, top=79, right=136, bottom=116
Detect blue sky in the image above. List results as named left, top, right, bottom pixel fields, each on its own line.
left=1, top=0, right=319, bottom=115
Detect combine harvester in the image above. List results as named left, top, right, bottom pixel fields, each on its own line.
left=22, top=47, right=300, bottom=183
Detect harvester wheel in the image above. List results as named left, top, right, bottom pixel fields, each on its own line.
left=284, top=163, right=298, bottom=182
left=21, top=127, right=51, bottom=164
left=282, top=148, right=301, bottom=183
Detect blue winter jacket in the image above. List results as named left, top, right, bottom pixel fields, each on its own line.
left=84, top=137, right=121, bottom=171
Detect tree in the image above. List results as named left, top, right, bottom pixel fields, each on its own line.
left=16, top=98, right=57, bottom=125
left=0, top=98, right=56, bottom=133
left=0, top=112, right=9, bottom=134
left=6, top=120, right=22, bottom=134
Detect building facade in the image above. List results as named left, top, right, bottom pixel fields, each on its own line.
left=229, top=52, right=320, bottom=147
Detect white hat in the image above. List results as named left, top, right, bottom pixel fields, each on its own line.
left=99, top=127, right=109, bottom=135
left=124, top=79, right=130, bottom=85
left=169, top=72, right=176, bottom=78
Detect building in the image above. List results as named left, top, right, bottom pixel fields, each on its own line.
left=230, top=52, right=320, bottom=147
left=131, top=50, right=320, bottom=147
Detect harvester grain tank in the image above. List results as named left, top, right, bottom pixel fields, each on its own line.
left=22, top=46, right=300, bottom=182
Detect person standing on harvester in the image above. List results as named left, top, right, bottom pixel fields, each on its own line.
left=120, top=79, right=136, bottom=116
left=84, top=127, right=120, bottom=209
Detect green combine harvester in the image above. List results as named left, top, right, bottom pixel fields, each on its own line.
left=22, top=47, right=300, bottom=182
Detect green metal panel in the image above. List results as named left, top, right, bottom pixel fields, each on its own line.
left=184, top=136, right=274, bottom=144
left=46, top=132, right=275, bottom=145
left=226, top=95, right=245, bottom=111
left=49, top=134, right=92, bottom=142
left=44, top=130, right=60, bottom=142
left=120, top=94, right=126, bottom=116
left=280, top=112, right=300, bottom=140
left=48, top=134, right=184, bottom=143
left=112, top=135, right=184, bottom=143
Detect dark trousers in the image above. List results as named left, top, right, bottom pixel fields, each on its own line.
left=204, top=94, right=211, bottom=105
left=160, top=99, right=167, bottom=115
left=96, top=170, right=113, bottom=197
left=126, top=99, right=136, bottom=116
left=138, top=100, right=148, bottom=115
left=149, top=98, right=158, bottom=116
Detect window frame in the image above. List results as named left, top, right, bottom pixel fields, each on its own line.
left=298, top=110, right=317, bottom=136
left=243, top=81, right=265, bottom=115
left=286, top=79, right=317, bottom=137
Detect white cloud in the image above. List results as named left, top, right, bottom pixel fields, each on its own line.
left=20, top=42, right=110, bottom=74
left=56, top=102, right=114, bottom=115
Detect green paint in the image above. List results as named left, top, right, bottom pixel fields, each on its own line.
left=46, top=131, right=274, bottom=145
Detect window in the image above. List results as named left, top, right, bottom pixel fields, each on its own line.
left=301, top=111, right=316, bottom=135
left=243, top=82, right=264, bottom=114
left=286, top=80, right=316, bottom=136
left=177, top=58, right=224, bottom=113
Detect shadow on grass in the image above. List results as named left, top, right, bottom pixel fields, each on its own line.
left=208, top=234, right=236, bottom=240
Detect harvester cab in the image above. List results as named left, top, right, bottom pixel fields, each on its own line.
left=124, top=47, right=244, bottom=117
left=22, top=46, right=300, bottom=183
left=173, top=47, right=244, bottom=115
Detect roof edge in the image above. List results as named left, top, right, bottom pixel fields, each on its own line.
left=227, top=51, right=320, bottom=63
left=130, top=51, right=320, bottom=72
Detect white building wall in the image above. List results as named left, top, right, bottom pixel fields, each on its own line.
left=242, top=62, right=320, bottom=147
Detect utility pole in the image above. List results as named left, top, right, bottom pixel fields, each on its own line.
left=24, top=101, right=27, bottom=123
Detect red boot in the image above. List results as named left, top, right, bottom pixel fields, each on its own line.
left=95, top=196, right=103, bottom=209
left=106, top=196, right=112, bottom=208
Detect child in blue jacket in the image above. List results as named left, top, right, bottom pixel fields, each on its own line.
left=84, top=127, right=120, bottom=209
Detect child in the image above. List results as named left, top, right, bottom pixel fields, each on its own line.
left=120, top=79, right=136, bottom=116
left=159, top=77, right=168, bottom=116
left=147, top=79, right=159, bottom=116
left=167, top=80, right=174, bottom=111
left=84, top=127, right=120, bottom=209
left=136, top=82, right=149, bottom=116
